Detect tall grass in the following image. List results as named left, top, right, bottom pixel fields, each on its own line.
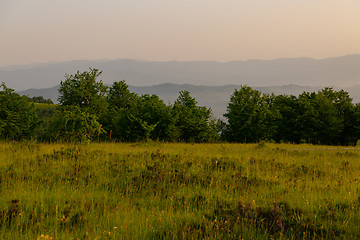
left=1, top=141, right=360, bottom=239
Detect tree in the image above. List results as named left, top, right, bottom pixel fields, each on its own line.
left=312, top=90, right=343, bottom=145
left=271, top=88, right=356, bottom=145
left=351, top=103, right=360, bottom=146
left=320, top=88, right=356, bottom=145
left=49, top=105, right=104, bottom=143
left=293, top=88, right=353, bottom=145
left=271, top=94, right=300, bottom=143
left=111, top=94, right=174, bottom=142
left=101, top=81, right=139, bottom=138
left=58, top=68, right=108, bottom=116
left=0, top=83, right=38, bottom=140
left=172, top=91, right=216, bottom=142
left=136, top=94, right=175, bottom=141
left=27, top=96, right=54, bottom=104
left=33, top=102, right=57, bottom=141
left=107, top=81, right=137, bottom=110
left=223, top=85, right=275, bottom=143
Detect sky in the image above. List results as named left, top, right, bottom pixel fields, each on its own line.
left=1, top=0, right=360, bottom=67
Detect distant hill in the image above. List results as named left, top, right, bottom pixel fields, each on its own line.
left=20, top=83, right=360, bottom=119
left=2, top=55, right=360, bottom=91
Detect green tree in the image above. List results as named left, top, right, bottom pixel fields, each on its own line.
left=102, top=81, right=139, bottom=139
left=33, top=103, right=57, bottom=141
left=271, top=94, right=301, bottom=143
left=172, top=91, right=216, bottom=142
left=352, top=103, right=360, bottom=145
left=107, top=81, right=137, bottom=110
left=58, top=68, right=108, bottom=116
left=49, top=105, right=103, bottom=143
left=112, top=94, right=174, bottom=142
left=0, top=83, right=38, bottom=140
left=223, top=85, right=275, bottom=143
left=295, top=89, right=352, bottom=145
left=136, top=94, right=175, bottom=141
left=320, top=88, right=356, bottom=145
left=27, top=96, right=54, bottom=104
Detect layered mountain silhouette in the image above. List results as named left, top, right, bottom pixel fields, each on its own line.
left=1, top=55, right=360, bottom=91
left=2, top=55, right=360, bottom=118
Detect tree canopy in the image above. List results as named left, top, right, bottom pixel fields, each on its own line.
left=223, top=85, right=360, bottom=145
left=172, top=91, right=216, bottom=142
left=58, top=68, right=108, bottom=116
left=2, top=68, right=360, bottom=146
left=0, top=83, right=38, bottom=140
left=223, top=86, right=276, bottom=143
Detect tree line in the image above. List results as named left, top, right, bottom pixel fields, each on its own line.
left=1, top=68, right=359, bottom=145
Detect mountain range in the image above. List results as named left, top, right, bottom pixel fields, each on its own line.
left=1, top=55, right=359, bottom=118
left=1, top=55, right=360, bottom=91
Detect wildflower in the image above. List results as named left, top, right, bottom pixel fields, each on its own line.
left=37, top=234, right=53, bottom=240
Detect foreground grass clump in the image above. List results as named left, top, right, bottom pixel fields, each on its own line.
left=1, top=142, right=360, bottom=239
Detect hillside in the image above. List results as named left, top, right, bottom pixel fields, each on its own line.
left=2, top=55, right=360, bottom=91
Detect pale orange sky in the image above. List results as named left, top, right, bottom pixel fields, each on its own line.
left=1, top=0, right=360, bottom=66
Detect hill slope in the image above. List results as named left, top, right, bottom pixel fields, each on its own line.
left=3, top=55, right=360, bottom=91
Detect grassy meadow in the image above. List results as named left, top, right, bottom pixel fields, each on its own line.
left=1, top=141, right=360, bottom=239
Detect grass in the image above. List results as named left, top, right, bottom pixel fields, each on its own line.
left=1, top=141, right=360, bottom=239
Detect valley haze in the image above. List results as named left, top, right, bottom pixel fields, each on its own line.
left=2, top=55, right=360, bottom=118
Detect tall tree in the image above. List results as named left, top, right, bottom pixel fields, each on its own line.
left=49, top=105, right=103, bottom=143
left=172, top=91, right=216, bottom=142
left=271, top=94, right=301, bottom=143
left=112, top=94, right=174, bottom=142
left=320, top=88, right=356, bottom=145
left=58, top=68, right=108, bottom=116
left=0, top=83, right=38, bottom=140
left=107, top=81, right=137, bottom=110
left=223, top=85, right=275, bottom=143
left=102, top=81, right=139, bottom=138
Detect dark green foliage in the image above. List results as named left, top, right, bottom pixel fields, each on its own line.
left=103, top=81, right=139, bottom=141
left=0, top=83, right=38, bottom=140
left=224, top=86, right=360, bottom=145
left=111, top=94, right=174, bottom=142
left=134, top=94, right=175, bottom=141
left=33, top=103, right=57, bottom=141
left=107, top=80, right=137, bottom=110
left=105, top=85, right=217, bottom=142
left=270, top=94, right=300, bottom=143
left=172, top=91, right=217, bottom=142
left=223, top=86, right=277, bottom=143
left=49, top=105, right=103, bottom=142
left=58, top=68, right=108, bottom=116
left=26, top=96, right=54, bottom=104
left=55, top=69, right=109, bottom=142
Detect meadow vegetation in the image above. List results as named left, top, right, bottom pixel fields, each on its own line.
left=1, top=141, right=360, bottom=239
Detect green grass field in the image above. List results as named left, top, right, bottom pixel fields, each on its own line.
left=1, top=142, right=360, bottom=239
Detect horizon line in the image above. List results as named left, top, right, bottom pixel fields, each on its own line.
left=2, top=54, right=360, bottom=69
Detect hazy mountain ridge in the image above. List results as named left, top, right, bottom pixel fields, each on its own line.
left=2, top=55, right=360, bottom=91
left=19, top=83, right=359, bottom=119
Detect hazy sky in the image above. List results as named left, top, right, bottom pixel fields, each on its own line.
left=1, top=0, right=360, bottom=66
